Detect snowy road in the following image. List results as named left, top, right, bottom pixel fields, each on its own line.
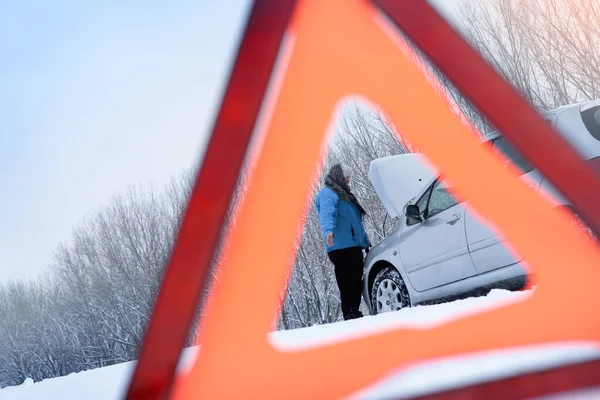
left=2, top=288, right=599, bottom=399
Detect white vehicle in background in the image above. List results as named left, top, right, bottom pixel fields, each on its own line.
left=363, top=99, right=600, bottom=315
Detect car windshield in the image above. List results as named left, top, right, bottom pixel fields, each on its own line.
left=491, top=136, right=534, bottom=174
left=581, top=105, right=600, bottom=141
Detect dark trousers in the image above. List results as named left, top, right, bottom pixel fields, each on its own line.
left=328, top=246, right=364, bottom=320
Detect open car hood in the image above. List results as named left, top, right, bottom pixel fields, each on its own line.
left=368, top=153, right=438, bottom=218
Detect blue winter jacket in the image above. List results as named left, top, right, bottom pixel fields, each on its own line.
left=315, top=186, right=371, bottom=253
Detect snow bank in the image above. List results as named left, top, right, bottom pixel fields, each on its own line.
left=2, top=289, right=599, bottom=400
left=270, top=287, right=530, bottom=350
left=0, top=347, right=200, bottom=400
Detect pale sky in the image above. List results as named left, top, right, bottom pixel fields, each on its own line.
left=0, top=0, right=466, bottom=283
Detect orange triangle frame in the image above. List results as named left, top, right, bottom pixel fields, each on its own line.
left=170, top=0, right=600, bottom=398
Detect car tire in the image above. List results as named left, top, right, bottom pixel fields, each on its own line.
left=370, top=266, right=411, bottom=315
left=571, top=212, right=597, bottom=241
left=558, top=205, right=597, bottom=241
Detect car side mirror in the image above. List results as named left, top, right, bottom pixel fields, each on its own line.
left=405, top=204, right=422, bottom=222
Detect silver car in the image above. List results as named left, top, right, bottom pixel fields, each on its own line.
left=363, top=99, right=600, bottom=315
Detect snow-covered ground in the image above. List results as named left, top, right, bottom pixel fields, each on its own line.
left=2, top=288, right=599, bottom=399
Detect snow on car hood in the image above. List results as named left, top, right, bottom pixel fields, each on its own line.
left=368, top=153, right=438, bottom=218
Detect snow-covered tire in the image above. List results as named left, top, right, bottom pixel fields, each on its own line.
left=557, top=205, right=597, bottom=241
left=370, top=266, right=410, bottom=315
left=571, top=212, right=597, bottom=241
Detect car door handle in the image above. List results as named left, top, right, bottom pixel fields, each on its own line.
left=446, top=214, right=461, bottom=225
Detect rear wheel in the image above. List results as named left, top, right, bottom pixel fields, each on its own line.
left=370, top=267, right=410, bottom=315
left=571, top=212, right=597, bottom=241
left=558, top=205, right=598, bottom=242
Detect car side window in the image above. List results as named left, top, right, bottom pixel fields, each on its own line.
left=427, top=179, right=459, bottom=218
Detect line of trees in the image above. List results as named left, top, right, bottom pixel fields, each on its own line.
left=1, top=0, right=599, bottom=388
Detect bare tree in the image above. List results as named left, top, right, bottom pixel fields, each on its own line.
left=0, top=166, right=245, bottom=387
left=457, top=0, right=600, bottom=111
left=3, top=0, right=599, bottom=387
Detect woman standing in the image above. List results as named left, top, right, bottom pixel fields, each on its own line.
left=315, top=163, right=371, bottom=320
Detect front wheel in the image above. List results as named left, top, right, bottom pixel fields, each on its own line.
left=370, top=267, right=411, bottom=315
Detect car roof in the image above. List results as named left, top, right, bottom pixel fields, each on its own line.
left=481, top=108, right=562, bottom=143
